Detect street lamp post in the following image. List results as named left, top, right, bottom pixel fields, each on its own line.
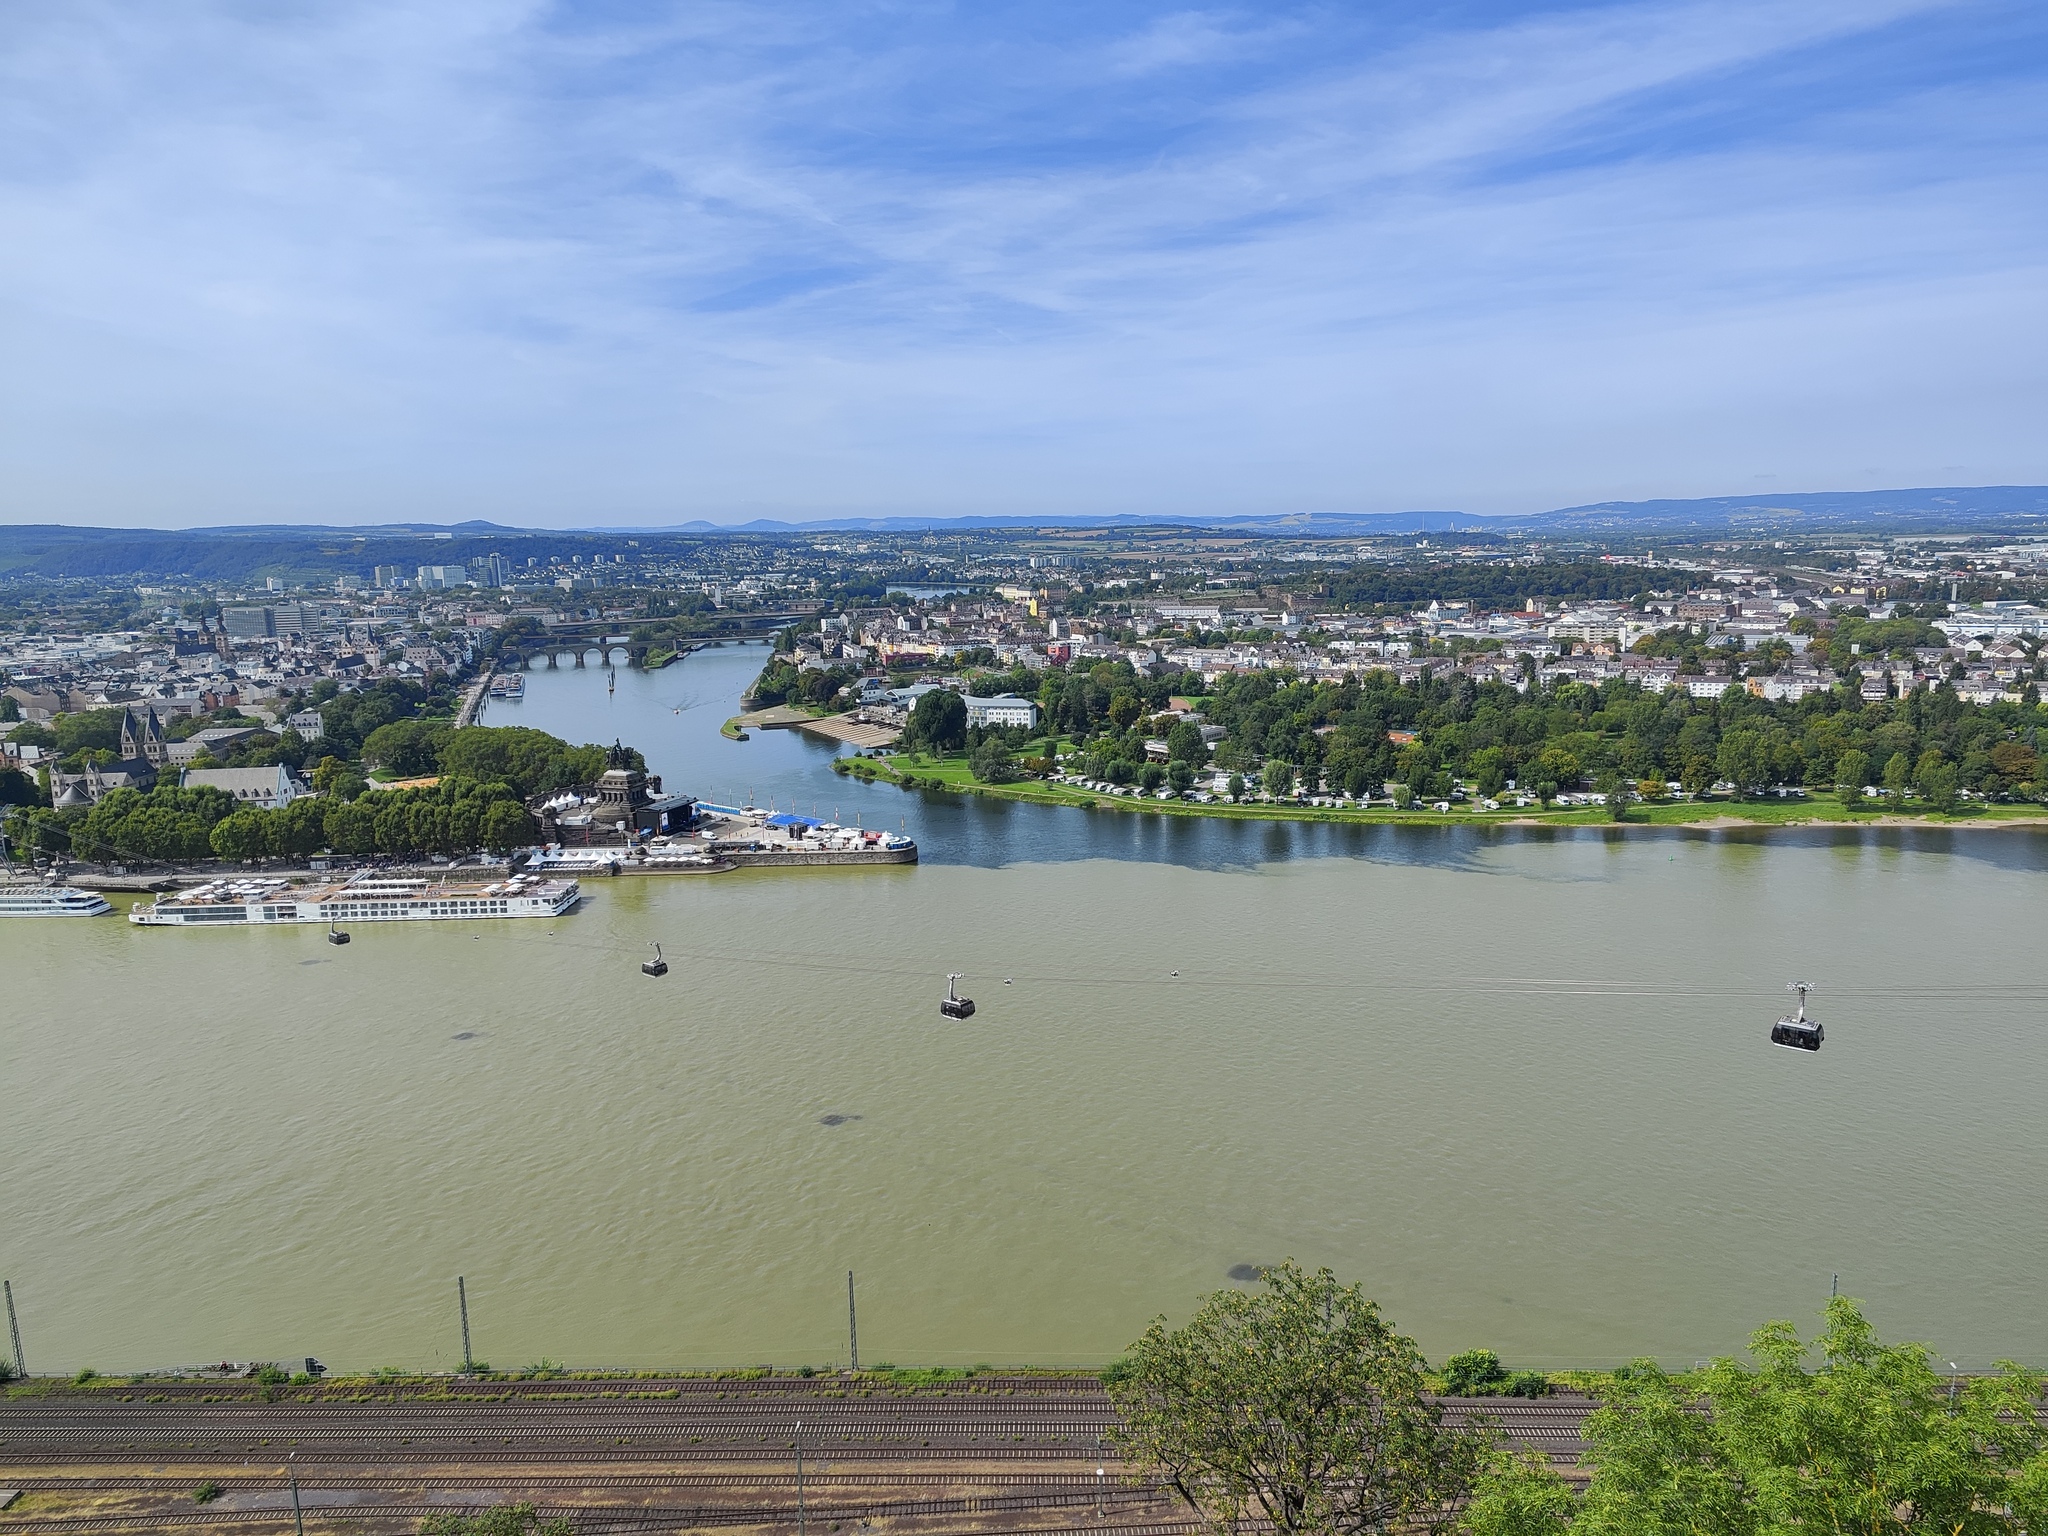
left=288, top=1452, right=305, bottom=1536
left=795, top=1420, right=805, bottom=1536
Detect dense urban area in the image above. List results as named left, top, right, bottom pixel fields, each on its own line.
left=7, top=515, right=2048, bottom=865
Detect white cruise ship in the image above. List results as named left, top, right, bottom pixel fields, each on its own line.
left=130, top=873, right=580, bottom=927
left=0, top=883, right=114, bottom=917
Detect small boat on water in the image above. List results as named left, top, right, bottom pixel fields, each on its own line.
left=642, top=942, right=669, bottom=977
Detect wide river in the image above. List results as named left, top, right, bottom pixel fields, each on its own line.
left=5, top=642, right=2045, bottom=1375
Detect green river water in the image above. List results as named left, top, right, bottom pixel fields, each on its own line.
left=2, top=645, right=2043, bottom=1374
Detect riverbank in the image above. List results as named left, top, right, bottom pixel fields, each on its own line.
left=725, top=702, right=900, bottom=749
left=856, top=751, right=2048, bottom=831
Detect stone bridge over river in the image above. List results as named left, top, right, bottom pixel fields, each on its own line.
left=498, top=610, right=818, bottom=671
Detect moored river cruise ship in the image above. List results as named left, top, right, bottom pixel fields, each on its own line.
left=0, top=882, right=115, bottom=917
left=129, top=873, right=580, bottom=926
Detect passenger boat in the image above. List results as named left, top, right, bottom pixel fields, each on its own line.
left=0, top=882, right=114, bottom=917
left=130, top=873, right=580, bottom=926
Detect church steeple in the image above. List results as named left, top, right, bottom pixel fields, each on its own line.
left=121, top=705, right=167, bottom=767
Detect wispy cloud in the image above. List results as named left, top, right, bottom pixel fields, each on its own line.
left=0, top=0, right=2041, bottom=524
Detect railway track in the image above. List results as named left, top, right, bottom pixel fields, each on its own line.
left=0, top=1387, right=1588, bottom=1534
left=0, top=1485, right=1176, bottom=1534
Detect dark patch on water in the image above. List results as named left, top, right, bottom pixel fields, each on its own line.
left=451, top=1031, right=480, bottom=1041
left=818, top=1113, right=863, bottom=1127
left=298, top=958, right=328, bottom=966
left=1227, top=1263, right=1267, bottom=1282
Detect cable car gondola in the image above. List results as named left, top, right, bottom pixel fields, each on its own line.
left=939, top=973, right=975, bottom=1019
left=642, top=942, right=669, bottom=978
left=327, top=924, right=350, bottom=946
left=1770, top=981, right=1822, bottom=1051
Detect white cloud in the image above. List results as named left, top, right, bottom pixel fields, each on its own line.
left=0, top=0, right=2039, bottom=525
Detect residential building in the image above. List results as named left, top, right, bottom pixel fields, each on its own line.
left=964, top=694, right=1040, bottom=729
left=179, top=764, right=304, bottom=809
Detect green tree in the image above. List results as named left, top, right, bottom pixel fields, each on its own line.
left=1167, top=759, right=1196, bottom=795
left=272, top=797, right=330, bottom=859
left=437, top=725, right=608, bottom=797
left=481, top=800, right=533, bottom=852
left=323, top=801, right=379, bottom=855
left=53, top=707, right=127, bottom=758
left=1469, top=747, right=1509, bottom=799
left=1921, top=760, right=1960, bottom=813
left=1263, top=759, right=1294, bottom=797
left=1108, top=1262, right=1490, bottom=1536
left=1534, top=746, right=1580, bottom=789
left=1598, top=773, right=1629, bottom=822
left=1464, top=1298, right=2048, bottom=1536
left=208, top=809, right=272, bottom=863
left=1166, top=721, right=1207, bottom=764
left=1226, top=773, right=1245, bottom=802
left=904, top=689, right=968, bottom=755
left=361, top=718, right=453, bottom=777
left=969, top=737, right=1020, bottom=783
left=1834, top=747, right=1870, bottom=808
left=1138, top=761, right=1168, bottom=792
left=1715, top=728, right=1768, bottom=798
left=1882, top=750, right=1912, bottom=802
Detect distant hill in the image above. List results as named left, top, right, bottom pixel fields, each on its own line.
left=1528, top=485, right=2048, bottom=533
left=618, top=486, right=2048, bottom=536
left=3, top=486, right=2045, bottom=580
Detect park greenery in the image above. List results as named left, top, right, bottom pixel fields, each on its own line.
left=1108, top=1265, right=2048, bottom=1536
left=874, top=654, right=2046, bottom=814
left=2, top=722, right=637, bottom=865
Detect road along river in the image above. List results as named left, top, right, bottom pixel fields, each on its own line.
left=3, top=642, right=2045, bottom=1373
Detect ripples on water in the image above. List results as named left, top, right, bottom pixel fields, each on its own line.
left=3, top=643, right=2045, bottom=1376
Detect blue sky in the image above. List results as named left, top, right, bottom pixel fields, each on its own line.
left=1, top=0, right=2044, bottom=526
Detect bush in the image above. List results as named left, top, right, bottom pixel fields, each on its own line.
left=419, top=1502, right=571, bottom=1536
left=193, top=1483, right=223, bottom=1504
left=1439, top=1349, right=1550, bottom=1398
left=1439, top=1349, right=1505, bottom=1396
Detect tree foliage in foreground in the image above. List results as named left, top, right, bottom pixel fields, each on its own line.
left=1464, top=1297, right=2048, bottom=1536
left=1106, top=1261, right=1490, bottom=1536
